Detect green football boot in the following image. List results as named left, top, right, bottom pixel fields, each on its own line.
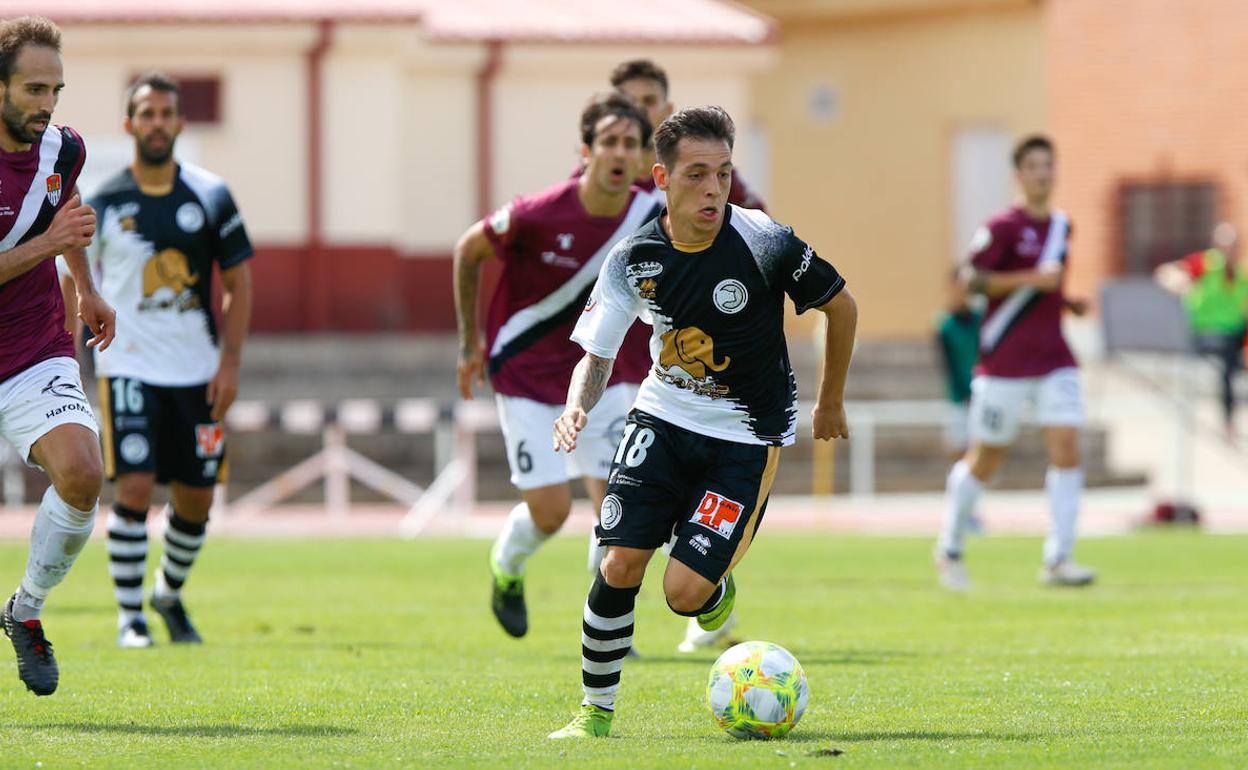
left=696, top=572, right=735, bottom=632
left=548, top=703, right=613, bottom=739
left=489, top=560, right=527, bottom=638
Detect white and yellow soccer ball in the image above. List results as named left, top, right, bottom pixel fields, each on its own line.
left=706, top=640, right=808, bottom=739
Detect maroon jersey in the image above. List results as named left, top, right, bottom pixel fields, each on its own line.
left=483, top=178, right=660, bottom=403
left=970, top=206, right=1077, bottom=378
left=0, top=125, right=87, bottom=384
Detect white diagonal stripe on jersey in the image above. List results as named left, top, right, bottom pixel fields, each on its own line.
left=0, top=128, right=62, bottom=252
left=488, top=193, right=656, bottom=359
left=979, top=210, right=1068, bottom=354
left=581, top=656, right=626, bottom=676
left=583, top=604, right=634, bottom=632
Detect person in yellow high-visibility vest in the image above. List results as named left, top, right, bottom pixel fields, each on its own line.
left=1156, top=223, right=1248, bottom=441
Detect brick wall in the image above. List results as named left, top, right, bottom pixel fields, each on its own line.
left=1049, top=0, right=1248, bottom=297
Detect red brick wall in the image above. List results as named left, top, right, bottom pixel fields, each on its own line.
left=248, top=246, right=477, bottom=333
left=1049, top=0, right=1248, bottom=298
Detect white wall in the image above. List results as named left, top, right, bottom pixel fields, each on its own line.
left=59, top=25, right=313, bottom=244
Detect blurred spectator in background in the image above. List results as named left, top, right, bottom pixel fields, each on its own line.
left=1155, top=222, right=1248, bottom=441
left=934, top=269, right=982, bottom=458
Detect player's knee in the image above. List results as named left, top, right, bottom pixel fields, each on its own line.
left=966, top=445, right=1005, bottom=481
left=600, top=549, right=646, bottom=588
left=57, top=458, right=102, bottom=511
left=664, top=580, right=713, bottom=616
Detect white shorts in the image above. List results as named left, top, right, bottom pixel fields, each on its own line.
left=0, top=356, right=98, bottom=467
left=495, top=383, right=636, bottom=490
left=968, top=367, right=1083, bottom=446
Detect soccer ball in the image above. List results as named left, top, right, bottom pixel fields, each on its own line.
left=706, top=641, right=808, bottom=739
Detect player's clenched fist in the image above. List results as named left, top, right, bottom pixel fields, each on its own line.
left=45, top=194, right=96, bottom=252
left=811, top=404, right=849, bottom=441
left=553, top=407, right=588, bottom=453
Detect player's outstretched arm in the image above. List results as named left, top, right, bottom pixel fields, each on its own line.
left=554, top=353, right=614, bottom=453
left=208, top=261, right=253, bottom=421
left=454, top=221, right=497, bottom=400
left=812, top=289, right=856, bottom=441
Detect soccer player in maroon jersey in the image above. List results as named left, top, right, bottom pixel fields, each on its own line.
left=455, top=92, right=656, bottom=638
left=0, top=16, right=116, bottom=696
left=935, top=135, right=1095, bottom=591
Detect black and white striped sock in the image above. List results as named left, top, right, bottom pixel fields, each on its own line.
left=580, top=574, right=640, bottom=711
left=155, top=509, right=207, bottom=598
left=107, top=503, right=148, bottom=626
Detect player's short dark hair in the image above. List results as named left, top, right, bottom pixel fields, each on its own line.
left=126, top=72, right=180, bottom=118
left=653, top=106, right=735, bottom=168
left=580, top=91, right=652, bottom=149
left=1013, top=134, right=1054, bottom=168
left=610, top=59, right=669, bottom=98
left=0, top=16, right=61, bottom=84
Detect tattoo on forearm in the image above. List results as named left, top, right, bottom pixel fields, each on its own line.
left=569, top=355, right=613, bottom=413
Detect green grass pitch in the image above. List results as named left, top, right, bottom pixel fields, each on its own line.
left=0, top=530, right=1244, bottom=768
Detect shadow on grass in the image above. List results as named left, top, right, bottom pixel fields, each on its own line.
left=634, top=649, right=918, bottom=667
left=790, top=729, right=1039, bottom=743
left=23, top=722, right=357, bottom=738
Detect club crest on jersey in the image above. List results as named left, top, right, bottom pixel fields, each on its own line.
left=45, top=174, right=62, bottom=206
left=177, top=202, right=205, bottom=233
left=626, top=261, right=663, bottom=279
left=638, top=278, right=657, bottom=299
left=712, top=279, right=748, bottom=314
left=195, top=423, right=225, bottom=459
left=690, top=491, right=744, bottom=539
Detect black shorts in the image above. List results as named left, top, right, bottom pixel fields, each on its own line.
left=595, top=410, right=779, bottom=584
left=97, top=377, right=227, bottom=487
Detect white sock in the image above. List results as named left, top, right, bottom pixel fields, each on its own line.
left=14, top=486, right=96, bottom=621
left=1043, top=466, right=1083, bottom=566
left=937, top=460, right=983, bottom=559
left=587, top=526, right=606, bottom=575
left=490, top=503, right=551, bottom=576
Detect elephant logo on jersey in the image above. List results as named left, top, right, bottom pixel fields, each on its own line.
left=659, top=327, right=730, bottom=379
left=140, top=249, right=202, bottom=312
left=143, top=248, right=199, bottom=300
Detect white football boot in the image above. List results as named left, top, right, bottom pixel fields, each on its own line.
left=1041, top=560, right=1096, bottom=587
